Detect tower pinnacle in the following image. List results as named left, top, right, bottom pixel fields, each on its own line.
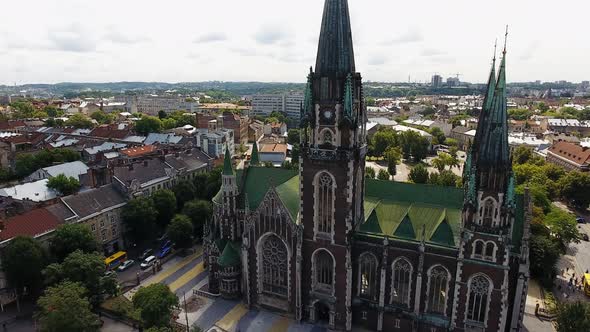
left=315, top=0, right=356, bottom=76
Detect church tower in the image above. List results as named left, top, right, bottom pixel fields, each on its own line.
left=456, top=31, right=523, bottom=331
left=299, top=0, right=367, bottom=330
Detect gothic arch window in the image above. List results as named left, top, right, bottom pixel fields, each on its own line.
left=313, top=249, right=335, bottom=295
left=485, top=242, right=497, bottom=261
left=427, top=265, right=450, bottom=315
left=466, top=274, right=493, bottom=324
left=390, top=257, right=413, bottom=307
left=314, top=171, right=335, bottom=239
left=481, top=198, right=496, bottom=226
left=358, top=252, right=378, bottom=300
left=354, top=168, right=363, bottom=223
left=318, top=128, right=335, bottom=146
left=472, top=240, right=484, bottom=258
left=261, top=234, right=288, bottom=297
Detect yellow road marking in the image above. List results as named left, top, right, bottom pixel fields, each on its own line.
left=168, top=262, right=204, bottom=292
left=271, top=316, right=291, bottom=332
left=146, top=248, right=202, bottom=285
left=215, top=303, right=248, bottom=331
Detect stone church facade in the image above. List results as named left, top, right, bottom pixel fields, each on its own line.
left=204, top=1, right=531, bottom=331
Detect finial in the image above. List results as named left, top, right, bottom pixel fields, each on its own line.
left=493, top=39, right=498, bottom=62
left=503, top=25, right=508, bottom=54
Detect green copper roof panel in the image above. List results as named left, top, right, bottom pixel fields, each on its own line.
left=250, top=142, right=260, bottom=166
left=276, top=175, right=300, bottom=221
left=222, top=147, right=234, bottom=176
left=218, top=241, right=241, bottom=267
left=241, top=167, right=298, bottom=211
left=363, top=196, right=381, bottom=221
left=393, top=215, right=416, bottom=239
left=430, top=219, right=456, bottom=247
left=365, top=179, right=464, bottom=209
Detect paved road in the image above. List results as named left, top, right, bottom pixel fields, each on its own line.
left=522, top=279, right=555, bottom=332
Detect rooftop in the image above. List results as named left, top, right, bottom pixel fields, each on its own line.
left=61, top=184, right=127, bottom=220
left=259, top=143, right=288, bottom=154
left=548, top=141, right=590, bottom=166
left=42, top=161, right=89, bottom=179
left=0, top=208, right=62, bottom=242
left=0, top=179, right=57, bottom=202
left=120, top=145, right=158, bottom=158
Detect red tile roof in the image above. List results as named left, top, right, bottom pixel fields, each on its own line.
left=120, top=145, right=157, bottom=157
left=260, top=143, right=287, bottom=154
left=0, top=208, right=61, bottom=242
left=548, top=141, right=590, bottom=166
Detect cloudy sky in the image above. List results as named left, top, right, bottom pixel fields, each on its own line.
left=0, top=0, right=588, bottom=85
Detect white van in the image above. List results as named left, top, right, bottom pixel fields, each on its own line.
left=140, top=255, right=156, bottom=270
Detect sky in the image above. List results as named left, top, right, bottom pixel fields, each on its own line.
left=0, top=0, right=588, bottom=85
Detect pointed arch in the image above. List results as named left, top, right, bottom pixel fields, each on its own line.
left=312, top=248, right=336, bottom=296
left=256, top=232, right=291, bottom=301
left=390, top=257, right=413, bottom=307
left=426, top=265, right=451, bottom=315
left=465, top=273, right=493, bottom=325
left=314, top=171, right=336, bottom=241
left=357, top=252, right=379, bottom=300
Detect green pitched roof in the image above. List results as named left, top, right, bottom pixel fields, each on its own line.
left=275, top=175, right=300, bottom=220
left=218, top=241, right=241, bottom=267
left=250, top=142, right=260, bottom=166
left=241, top=167, right=298, bottom=211
left=365, top=179, right=464, bottom=209
left=222, top=147, right=234, bottom=176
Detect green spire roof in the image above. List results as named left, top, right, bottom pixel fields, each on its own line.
left=315, top=0, right=355, bottom=76
left=250, top=142, right=260, bottom=166
left=222, top=146, right=234, bottom=176
left=218, top=241, right=241, bottom=267
left=473, top=44, right=497, bottom=148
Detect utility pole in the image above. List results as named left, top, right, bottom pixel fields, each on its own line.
left=184, top=292, right=190, bottom=332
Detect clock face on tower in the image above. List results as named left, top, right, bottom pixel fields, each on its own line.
left=324, top=110, right=333, bottom=119
left=320, top=108, right=335, bottom=124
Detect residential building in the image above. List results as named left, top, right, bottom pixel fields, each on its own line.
left=431, top=74, right=443, bottom=88
left=196, top=111, right=249, bottom=144
left=112, top=159, right=173, bottom=198
left=0, top=179, right=58, bottom=203
left=263, top=122, right=287, bottom=136
left=195, top=120, right=234, bottom=158
left=27, top=160, right=89, bottom=182
left=450, top=126, right=476, bottom=150
left=119, top=145, right=159, bottom=162
left=144, top=133, right=192, bottom=147
left=258, top=143, right=288, bottom=166
left=248, top=120, right=264, bottom=142
left=541, top=118, right=590, bottom=136
left=204, top=2, right=529, bottom=331
left=127, top=95, right=198, bottom=115
left=58, top=184, right=127, bottom=255
left=546, top=141, right=590, bottom=172
left=251, top=93, right=304, bottom=122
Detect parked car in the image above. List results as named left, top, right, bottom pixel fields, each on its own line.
left=161, top=240, right=173, bottom=250
left=104, top=271, right=117, bottom=278
left=117, top=260, right=135, bottom=272
left=140, top=256, right=157, bottom=270
left=576, top=216, right=586, bottom=224
left=159, top=246, right=172, bottom=259
left=140, top=249, right=153, bottom=261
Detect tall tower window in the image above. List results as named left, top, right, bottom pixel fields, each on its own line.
left=261, top=234, right=288, bottom=297
left=358, top=252, right=378, bottom=300
left=466, top=274, right=492, bottom=324
left=315, top=172, right=335, bottom=238
left=481, top=198, right=496, bottom=226
left=427, top=265, right=450, bottom=315
left=391, top=258, right=413, bottom=307
left=313, top=249, right=335, bottom=294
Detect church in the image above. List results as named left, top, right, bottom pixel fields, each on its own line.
left=204, top=1, right=531, bottom=331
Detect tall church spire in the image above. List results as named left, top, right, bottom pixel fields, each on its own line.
left=473, top=41, right=497, bottom=152
left=315, top=0, right=356, bottom=76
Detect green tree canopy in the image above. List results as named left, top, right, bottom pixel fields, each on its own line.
left=365, top=167, right=376, bottom=179
left=377, top=169, right=390, bottom=180
left=49, top=223, right=99, bottom=262
left=556, top=301, right=590, bottom=332
left=2, top=236, right=46, bottom=295
left=135, top=116, right=163, bottom=135
left=287, top=129, right=300, bottom=145
left=132, top=283, right=178, bottom=328
left=14, top=148, right=80, bottom=178
left=507, top=108, right=533, bottom=120
left=167, top=214, right=194, bottom=249
left=122, top=197, right=157, bottom=244
left=429, top=127, right=446, bottom=145
left=558, top=171, right=590, bottom=208
left=544, top=208, right=581, bottom=248
left=46, top=174, right=80, bottom=196
left=428, top=170, right=461, bottom=187
left=151, top=189, right=177, bottom=229
left=529, top=234, right=561, bottom=287
left=65, top=113, right=94, bottom=129
left=384, top=147, right=401, bottom=177
left=182, top=200, right=212, bottom=238
left=173, top=180, right=196, bottom=209
left=90, top=110, right=115, bottom=124
left=36, top=281, right=101, bottom=332
left=409, top=164, right=429, bottom=184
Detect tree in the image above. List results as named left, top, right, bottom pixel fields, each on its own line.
left=287, top=129, right=300, bottom=145
left=44, top=250, right=106, bottom=304
left=49, top=224, right=99, bottom=262
left=132, top=283, right=178, bottom=328
left=365, top=167, right=376, bottom=179
left=173, top=181, right=196, bottom=209
left=182, top=200, right=212, bottom=238
left=161, top=118, right=177, bottom=130
left=544, top=208, right=581, bottom=248
left=135, top=116, right=162, bottom=135
left=158, top=110, right=168, bottom=119
left=37, top=281, right=100, bottom=332
left=204, top=166, right=222, bottom=200
left=122, top=197, right=157, bottom=244
left=409, top=164, right=429, bottom=184
left=529, top=234, right=561, bottom=287
left=370, top=128, right=397, bottom=157
left=431, top=156, right=447, bottom=172
left=537, top=102, right=549, bottom=112
left=377, top=169, right=390, bottom=180
left=507, top=108, right=533, bottom=120
left=384, top=147, right=401, bottom=177
left=43, top=106, right=60, bottom=118
left=2, top=236, right=46, bottom=295
left=167, top=215, right=193, bottom=249
left=428, top=170, right=461, bottom=187
left=46, top=174, right=80, bottom=195
left=558, top=171, right=590, bottom=208
left=556, top=302, right=590, bottom=332
left=90, top=110, right=114, bottom=124
left=151, top=190, right=177, bottom=229
left=399, top=130, right=429, bottom=162
left=429, top=127, right=446, bottom=145
left=65, top=113, right=94, bottom=129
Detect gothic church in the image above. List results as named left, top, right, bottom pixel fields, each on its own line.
left=205, top=1, right=531, bottom=331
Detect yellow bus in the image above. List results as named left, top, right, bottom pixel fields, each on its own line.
left=584, top=274, right=590, bottom=297
left=105, top=251, right=127, bottom=270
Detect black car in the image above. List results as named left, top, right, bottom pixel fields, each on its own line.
left=577, top=216, right=586, bottom=224
left=140, top=249, right=154, bottom=261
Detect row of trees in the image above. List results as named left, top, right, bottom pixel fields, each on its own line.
left=13, top=148, right=80, bottom=179
left=369, top=127, right=430, bottom=162
left=510, top=146, right=586, bottom=287
left=122, top=167, right=221, bottom=246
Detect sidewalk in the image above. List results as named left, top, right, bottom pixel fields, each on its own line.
left=522, top=279, right=555, bottom=332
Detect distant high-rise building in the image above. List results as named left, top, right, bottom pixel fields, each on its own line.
left=581, top=81, right=590, bottom=89
left=431, top=74, right=443, bottom=88
left=126, top=95, right=198, bottom=116
left=251, top=93, right=304, bottom=122
left=446, top=77, right=460, bottom=87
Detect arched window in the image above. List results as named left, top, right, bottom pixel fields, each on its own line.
left=358, top=253, right=378, bottom=300
left=482, top=199, right=495, bottom=226
left=323, top=130, right=333, bottom=145
left=315, top=172, right=335, bottom=237
left=391, top=258, right=413, bottom=307
left=261, top=235, right=288, bottom=297
left=485, top=242, right=496, bottom=260
left=466, top=275, right=492, bottom=323
left=354, top=168, right=363, bottom=223
left=314, top=250, right=334, bottom=294
left=427, top=266, right=450, bottom=315
left=473, top=240, right=484, bottom=257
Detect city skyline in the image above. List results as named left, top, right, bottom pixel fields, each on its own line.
left=0, top=0, right=588, bottom=85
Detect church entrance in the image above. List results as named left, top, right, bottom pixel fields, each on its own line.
left=314, top=301, right=331, bottom=326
